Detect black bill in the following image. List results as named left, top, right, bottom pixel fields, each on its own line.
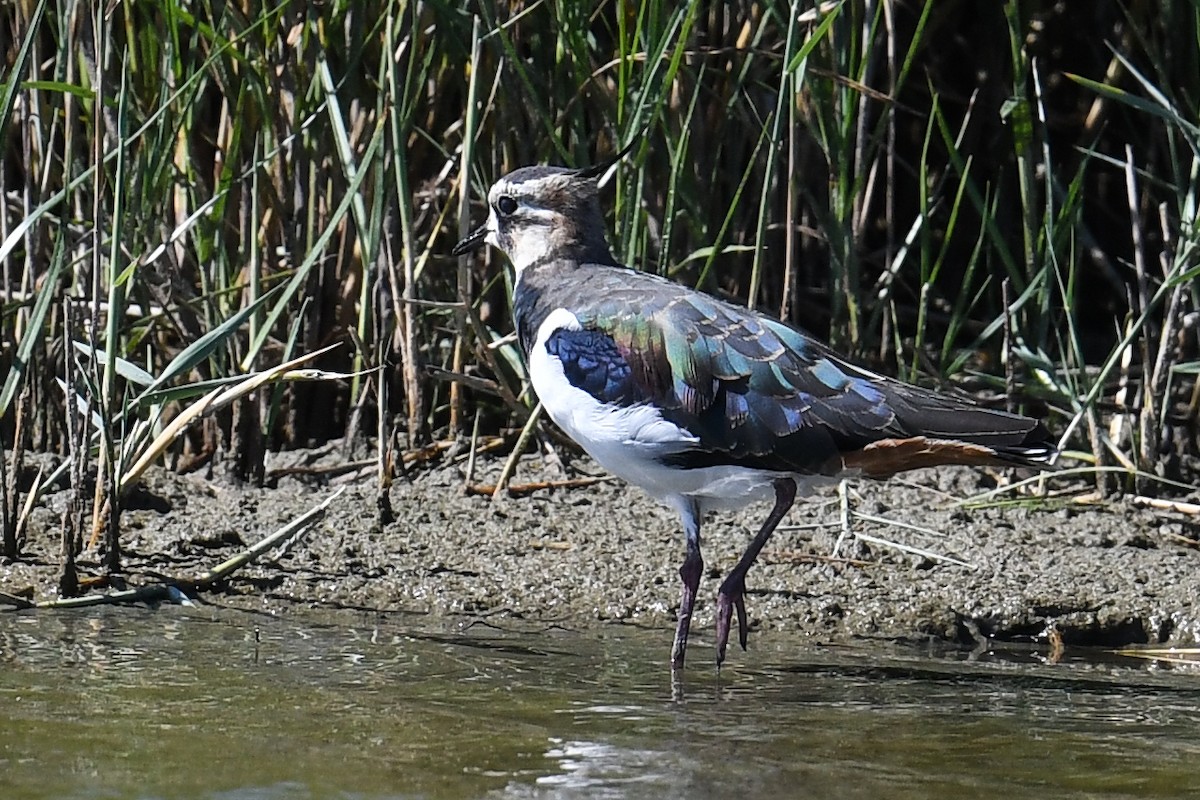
left=451, top=223, right=489, bottom=256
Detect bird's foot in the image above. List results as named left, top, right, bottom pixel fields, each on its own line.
left=715, top=574, right=749, bottom=667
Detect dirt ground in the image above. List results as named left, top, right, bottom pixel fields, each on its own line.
left=3, top=446, right=1199, bottom=658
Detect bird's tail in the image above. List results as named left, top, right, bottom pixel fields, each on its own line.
left=840, top=386, right=1058, bottom=478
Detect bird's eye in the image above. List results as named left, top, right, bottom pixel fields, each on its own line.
left=496, top=195, right=518, bottom=215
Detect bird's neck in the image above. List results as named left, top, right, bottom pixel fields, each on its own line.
left=550, top=204, right=617, bottom=267
left=556, top=227, right=616, bottom=266
left=512, top=255, right=599, bottom=358
left=507, top=205, right=617, bottom=277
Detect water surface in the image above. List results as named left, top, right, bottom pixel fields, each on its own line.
left=1, top=606, right=1196, bottom=799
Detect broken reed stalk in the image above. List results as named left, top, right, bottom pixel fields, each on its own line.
left=377, top=320, right=395, bottom=524
left=342, top=324, right=372, bottom=452
left=1141, top=202, right=1185, bottom=484
left=1113, top=646, right=1200, bottom=664
left=59, top=298, right=82, bottom=596
left=1, top=387, right=30, bottom=558
left=387, top=6, right=425, bottom=449
left=463, top=409, right=482, bottom=489
left=1132, top=495, right=1200, bottom=516
left=191, top=486, right=346, bottom=587
left=1085, top=384, right=1109, bottom=496
left=777, top=490, right=975, bottom=569
left=851, top=530, right=973, bottom=569
left=1126, top=144, right=1156, bottom=491
left=492, top=402, right=544, bottom=501
left=0, top=590, right=34, bottom=609
left=0, top=432, right=11, bottom=559
left=1001, top=277, right=1015, bottom=415
left=467, top=476, right=611, bottom=497
left=451, top=15, right=484, bottom=437
left=32, top=486, right=347, bottom=609
left=832, top=479, right=851, bottom=558
left=1109, top=313, right=1135, bottom=456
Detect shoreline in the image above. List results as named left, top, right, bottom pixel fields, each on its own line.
left=3, top=450, right=1198, bottom=653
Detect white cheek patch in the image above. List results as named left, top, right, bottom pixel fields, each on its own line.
left=504, top=230, right=551, bottom=274
left=482, top=199, right=559, bottom=274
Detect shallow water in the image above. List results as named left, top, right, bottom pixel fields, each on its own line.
left=0, top=606, right=1196, bottom=799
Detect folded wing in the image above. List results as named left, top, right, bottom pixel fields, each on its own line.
left=545, top=269, right=1055, bottom=476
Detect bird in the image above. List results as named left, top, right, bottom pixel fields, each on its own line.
left=452, top=154, right=1057, bottom=670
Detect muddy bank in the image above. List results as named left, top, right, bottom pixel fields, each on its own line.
left=4, top=448, right=1199, bottom=657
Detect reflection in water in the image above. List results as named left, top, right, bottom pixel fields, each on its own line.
left=536, top=739, right=673, bottom=793
left=0, top=606, right=1197, bottom=799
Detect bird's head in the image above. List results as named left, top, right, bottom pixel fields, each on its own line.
left=452, top=157, right=627, bottom=274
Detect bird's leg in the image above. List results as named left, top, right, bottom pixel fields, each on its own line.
left=715, top=478, right=797, bottom=666
left=671, top=503, right=702, bottom=669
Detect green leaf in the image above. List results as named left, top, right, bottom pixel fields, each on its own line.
left=14, top=79, right=95, bottom=100
left=1065, top=72, right=1200, bottom=145
left=676, top=244, right=757, bottom=266
left=0, top=225, right=63, bottom=417
left=0, top=0, right=46, bottom=158
left=140, top=282, right=286, bottom=399
left=242, top=118, right=385, bottom=369
left=785, top=1, right=843, bottom=73
left=71, top=341, right=156, bottom=387
left=113, top=259, right=139, bottom=287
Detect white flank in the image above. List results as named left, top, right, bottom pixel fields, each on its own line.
left=529, top=308, right=808, bottom=513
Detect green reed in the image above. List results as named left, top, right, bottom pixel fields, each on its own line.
left=1, top=0, right=1198, bottom=580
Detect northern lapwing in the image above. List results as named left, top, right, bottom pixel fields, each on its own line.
left=453, top=157, right=1057, bottom=669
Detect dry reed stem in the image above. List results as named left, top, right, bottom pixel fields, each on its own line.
left=34, top=486, right=346, bottom=608
left=1131, top=496, right=1200, bottom=516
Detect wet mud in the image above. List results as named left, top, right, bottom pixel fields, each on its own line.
left=4, top=448, right=1199, bottom=659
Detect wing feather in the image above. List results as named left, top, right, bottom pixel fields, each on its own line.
left=535, top=265, right=1052, bottom=474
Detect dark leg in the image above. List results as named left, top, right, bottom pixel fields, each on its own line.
left=671, top=501, right=702, bottom=669
left=715, top=478, right=797, bottom=666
